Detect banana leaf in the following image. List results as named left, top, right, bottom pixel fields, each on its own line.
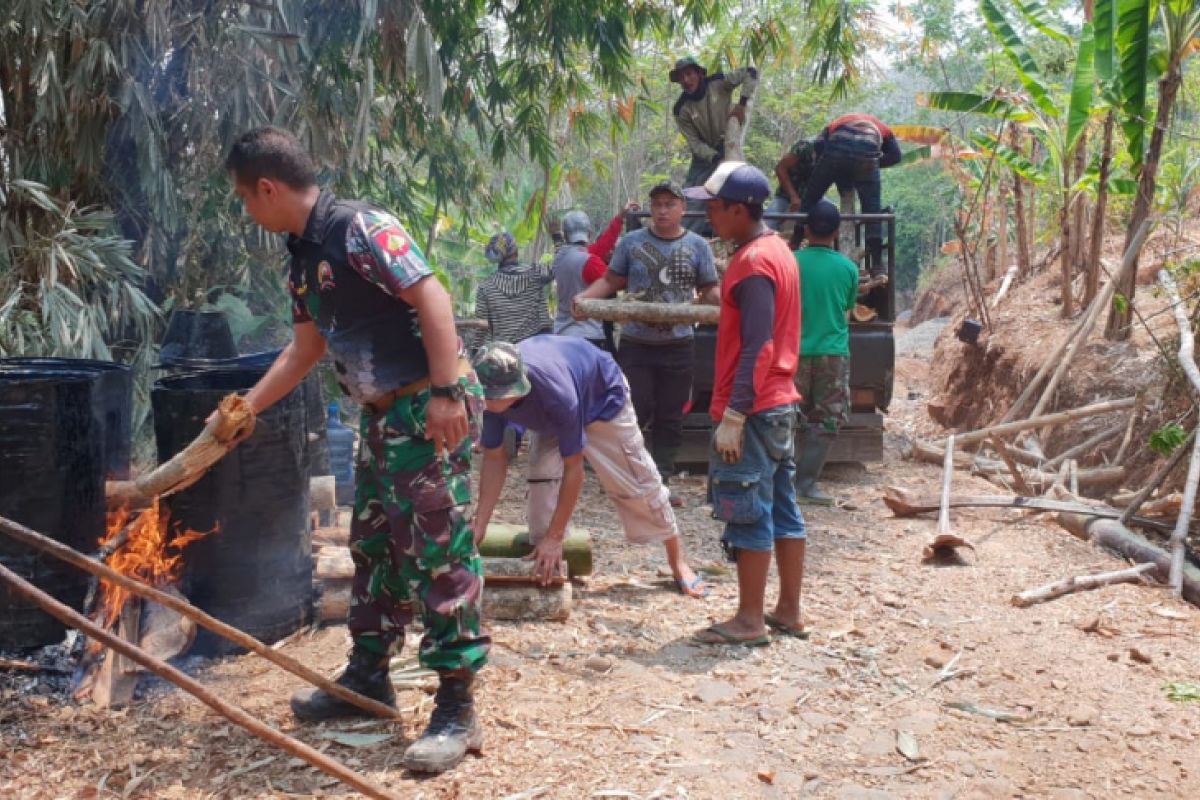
left=980, top=0, right=1059, bottom=118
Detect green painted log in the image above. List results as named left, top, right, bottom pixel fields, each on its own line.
left=478, top=523, right=593, bottom=577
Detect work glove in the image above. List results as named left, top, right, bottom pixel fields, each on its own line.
left=714, top=408, right=747, bottom=464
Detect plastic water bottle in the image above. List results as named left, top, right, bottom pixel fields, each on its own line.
left=326, top=402, right=356, bottom=506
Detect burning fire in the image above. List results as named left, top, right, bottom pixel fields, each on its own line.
left=97, top=501, right=212, bottom=627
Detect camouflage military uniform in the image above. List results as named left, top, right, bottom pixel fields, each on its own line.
left=349, top=381, right=490, bottom=673
left=795, top=355, right=850, bottom=434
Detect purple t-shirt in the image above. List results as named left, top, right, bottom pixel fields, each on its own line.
left=481, top=335, right=626, bottom=457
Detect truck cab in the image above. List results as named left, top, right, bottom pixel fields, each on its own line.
left=622, top=208, right=896, bottom=467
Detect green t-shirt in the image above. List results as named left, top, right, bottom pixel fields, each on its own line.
left=797, top=245, right=858, bottom=357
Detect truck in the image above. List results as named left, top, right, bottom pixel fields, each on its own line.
left=621, top=208, right=896, bottom=468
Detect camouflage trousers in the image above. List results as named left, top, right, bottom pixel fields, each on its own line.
left=795, top=355, right=850, bottom=434
left=349, top=375, right=490, bottom=675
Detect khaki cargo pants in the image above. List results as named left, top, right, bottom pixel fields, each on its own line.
left=525, top=398, right=678, bottom=546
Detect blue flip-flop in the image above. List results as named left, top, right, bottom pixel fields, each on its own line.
left=675, top=574, right=710, bottom=598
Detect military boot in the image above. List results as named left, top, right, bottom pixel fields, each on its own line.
left=290, top=646, right=395, bottom=722
left=866, top=237, right=885, bottom=279
left=402, top=672, right=482, bottom=773
left=794, top=431, right=835, bottom=506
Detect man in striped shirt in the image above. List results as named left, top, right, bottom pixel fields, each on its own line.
left=471, top=232, right=553, bottom=346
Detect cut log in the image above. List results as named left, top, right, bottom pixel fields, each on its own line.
left=1011, top=562, right=1157, bottom=607
left=1053, top=513, right=1200, bottom=608
left=310, top=476, right=336, bottom=512
left=881, top=486, right=1174, bottom=534
left=483, top=557, right=567, bottom=586
left=573, top=297, right=719, bottom=326
left=137, top=585, right=197, bottom=664
left=93, top=600, right=140, bottom=708
left=483, top=582, right=572, bottom=622
left=932, top=396, right=1137, bottom=450
left=478, top=523, right=593, bottom=577
left=106, top=393, right=255, bottom=509
left=317, top=582, right=352, bottom=624
left=316, top=551, right=355, bottom=581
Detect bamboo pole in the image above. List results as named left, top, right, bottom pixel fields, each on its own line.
left=1159, top=268, right=1200, bottom=596
left=938, top=436, right=955, bottom=535
left=0, top=561, right=399, bottom=800
left=1011, top=562, right=1156, bottom=607
left=0, top=514, right=398, bottom=720
left=933, top=396, right=1137, bottom=449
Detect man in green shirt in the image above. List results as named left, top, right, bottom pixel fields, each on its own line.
left=794, top=200, right=858, bottom=505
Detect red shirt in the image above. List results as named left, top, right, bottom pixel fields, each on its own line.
left=711, top=231, right=801, bottom=420
left=827, top=113, right=892, bottom=139
left=582, top=212, right=625, bottom=283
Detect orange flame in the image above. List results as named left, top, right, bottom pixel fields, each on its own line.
left=97, top=500, right=213, bottom=628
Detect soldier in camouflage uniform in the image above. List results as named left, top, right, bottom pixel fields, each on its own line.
left=224, top=127, right=488, bottom=774
left=793, top=200, right=858, bottom=505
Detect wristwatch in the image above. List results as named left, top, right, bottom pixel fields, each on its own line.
left=430, top=382, right=466, bottom=401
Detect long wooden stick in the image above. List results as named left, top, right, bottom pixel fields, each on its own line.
left=1160, top=269, right=1200, bottom=597
left=0, top=561, right=398, bottom=800
left=573, top=297, right=720, bottom=325
left=932, top=396, right=1137, bottom=449
left=0, top=515, right=398, bottom=720
left=989, top=436, right=1032, bottom=495
left=938, top=436, right=955, bottom=535
left=1011, top=562, right=1157, bottom=607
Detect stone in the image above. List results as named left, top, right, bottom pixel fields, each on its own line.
left=583, top=655, right=613, bottom=672
left=1068, top=705, right=1099, bottom=727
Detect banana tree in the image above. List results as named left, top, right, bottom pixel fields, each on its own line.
left=1104, top=0, right=1200, bottom=340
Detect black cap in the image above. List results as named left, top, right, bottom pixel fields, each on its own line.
left=806, top=199, right=841, bottom=236
left=648, top=180, right=685, bottom=200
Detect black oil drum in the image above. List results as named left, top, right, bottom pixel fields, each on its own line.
left=159, top=310, right=237, bottom=366
left=151, top=369, right=312, bottom=654
left=0, top=371, right=104, bottom=650
left=0, top=357, right=133, bottom=480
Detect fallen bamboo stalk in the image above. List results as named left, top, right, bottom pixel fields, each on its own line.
left=932, top=396, right=1137, bottom=450
left=0, top=561, right=398, bottom=800
left=0, top=514, right=398, bottom=720
left=1053, top=512, right=1200, bottom=607
left=1042, top=424, right=1123, bottom=472
left=1159, top=268, right=1200, bottom=597
left=1011, top=562, right=1156, bottom=607
left=573, top=297, right=720, bottom=326
left=910, top=439, right=1126, bottom=493
left=881, top=486, right=1174, bottom=534
left=938, top=436, right=955, bottom=535
left=989, top=436, right=1032, bottom=495
left=1118, top=427, right=1196, bottom=526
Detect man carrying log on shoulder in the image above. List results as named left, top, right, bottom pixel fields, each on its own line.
left=683, top=162, right=808, bottom=644
left=793, top=200, right=858, bottom=505
left=469, top=337, right=708, bottom=598
left=573, top=181, right=720, bottom=509
left=223, top=127, right=488, bottom=774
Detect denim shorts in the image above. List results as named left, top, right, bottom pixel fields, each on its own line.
left=708, top=404, right=806, bottom=559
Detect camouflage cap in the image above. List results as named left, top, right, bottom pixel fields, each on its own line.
left=669, top=56, right=707, bottom=83
left=648, top=180, right=685, bottom=200
left=470, top=341, right=532, bottom=401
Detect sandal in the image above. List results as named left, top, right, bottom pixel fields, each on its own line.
left=692, top=625, right=771, bottom=647
left=675, top=574, right=710, bottom=599
left=764, top=612, right=810, bottom=639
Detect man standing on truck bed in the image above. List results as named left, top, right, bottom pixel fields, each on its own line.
left=684, top=161, right=808, bottom=644
left=794, top=200, right=858, bottom=505
left=800, top=113, right=901, bottom=276
left=670, top=56, right=758, bottom=232
left=573, top=181, right=720, bottom=507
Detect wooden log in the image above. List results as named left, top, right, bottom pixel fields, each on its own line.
left=317, top=582, right=352, bottom=624
left=573, top=297, right=720, bottom=326
left=478, top=523, right=593, bottom=577
left=931, top=396, right=1137, bottom=450
left=881, top=486, right=1174, bottom=534
left=0, top=514, right=399, bottom=720
left=1053, top=512, right=1200, bottom=608
left=138, top=585, right=197, bottom=665
left=0, top=560, right=398, bottom=800
left=0, top=657, right=40, bottom=672
left=316, top=551, right=355, bottom=581
left=989, top=436, right=1032, bottom=496
left=1011, top=562, right=1157, bottom=608
left=106, top=393, right=255, bottom=509
left=1109, top=491, right=1183, bottom=518
left=483, top=557, right=567, bottom=586
left=310, top=476, right=337, bottom=512
left=93, top=600, right=140, bottom=708
left=483, top=582, right=572, bottom=622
